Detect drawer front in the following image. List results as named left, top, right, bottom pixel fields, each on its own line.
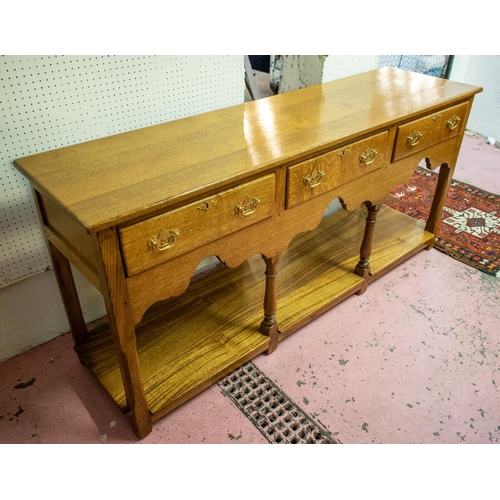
left=393, top=102, right=469, bottom=161
left=286, top=131, right=389, bottom=208
left=120, top=174, right=275, bottom=276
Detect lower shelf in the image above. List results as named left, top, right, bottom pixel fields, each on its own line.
left=76, top=205, right=434, bottom=418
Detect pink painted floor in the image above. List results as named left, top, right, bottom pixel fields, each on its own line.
left=1, top=134, right=499, bottom=445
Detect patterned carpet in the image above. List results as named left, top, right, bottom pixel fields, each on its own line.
left=385, top=167, right=500, bottom=276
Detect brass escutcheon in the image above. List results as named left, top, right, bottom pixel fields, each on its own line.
left=432, top=113, right=442, bottom=121
left=148, top=229, right=180, bottom=251
left=235, top=196, right=260, bottom=216
left=359, top=147, right=377, bottom=165
left=337, top=147, right=351, bottom=157
left=197, top=198, right=217, bottom=211
left=303, top=168, right=324, bottom=188
left=446, top=115, right=461, bottom=130
left=407, top=130, right=423, bottom=146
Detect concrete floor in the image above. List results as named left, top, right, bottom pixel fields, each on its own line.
left=1, top=80, right=499, bottom=445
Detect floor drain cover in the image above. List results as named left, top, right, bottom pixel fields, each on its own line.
left=218, top=361, right=339, bottom=444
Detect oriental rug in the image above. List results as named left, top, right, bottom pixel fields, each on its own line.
left=385, top=167, right=500, bottom=276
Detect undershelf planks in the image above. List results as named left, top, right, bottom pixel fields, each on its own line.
left=76, top=206, right=433, bottom=419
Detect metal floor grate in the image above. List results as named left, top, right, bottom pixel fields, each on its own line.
left=218, top=361, right=339, bottom=444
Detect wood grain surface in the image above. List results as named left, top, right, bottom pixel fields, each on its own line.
left=14, top=68, right=482, bottom=233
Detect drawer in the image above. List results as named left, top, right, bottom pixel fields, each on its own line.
left=286, top=131, right=388, bottom=208
left=393, top=102, right=469, bottom=161
left=120, top=174, right=275, bottom=276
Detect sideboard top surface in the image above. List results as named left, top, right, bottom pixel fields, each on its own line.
left=14, top=67, right=482, bottom=233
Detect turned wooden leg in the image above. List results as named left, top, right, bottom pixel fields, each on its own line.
left=425, top=162, right=452, bottom=248
left=48, top=241, right=90, bottom=347
left=260, top=253, right=281, bottom=355
left=95, top=228, right=152, bottom=439
left=355, top=202, right=381, bottom=295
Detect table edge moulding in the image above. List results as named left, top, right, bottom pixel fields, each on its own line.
left=13, top=67, right=482, bottom=439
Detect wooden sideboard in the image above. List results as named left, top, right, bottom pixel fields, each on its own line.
left=14, top=68, right=482, bottom=439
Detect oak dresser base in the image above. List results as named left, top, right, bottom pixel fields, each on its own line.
left=13, top=68, right=482, bottom=439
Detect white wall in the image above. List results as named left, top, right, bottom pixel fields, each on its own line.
left=322, top=55, right=379, bottom=82
left=450, top=55, right=500, bottom=139
left=0, top=265, right=105, bottom=360
left=0, top=55, right=245, bottom=363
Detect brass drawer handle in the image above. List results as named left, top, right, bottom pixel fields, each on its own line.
left=407, top=130, right=423, bottom=146
left=446, top=115, right=461, bottom=130
left=303, top=168, right=324, bottom=188
left=359, top=147, right=378, bottom=165
left=148, top=229, right=180, bottom=251
left=235, top=196, right=260, bottom=217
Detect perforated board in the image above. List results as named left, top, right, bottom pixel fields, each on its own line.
left=0, top=55, right=245, bottom=286
left=462, top=56, right=500, bottom=139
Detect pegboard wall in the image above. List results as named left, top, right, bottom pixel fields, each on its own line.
left=0, top=55, right=245, bottom=287
left=461, top=56, right=500, bottom=139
